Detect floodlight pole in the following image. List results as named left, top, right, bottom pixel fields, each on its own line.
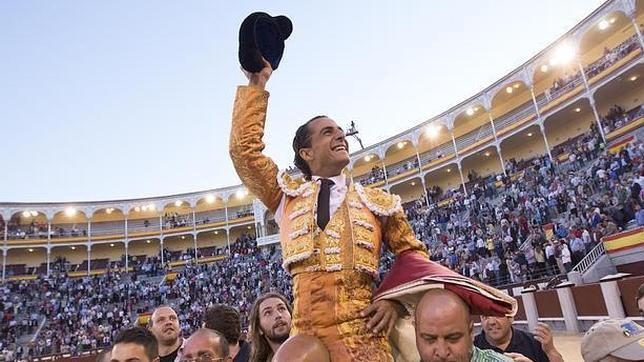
left=346, top=121, right=365, bottom=150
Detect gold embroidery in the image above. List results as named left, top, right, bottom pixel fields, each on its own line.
left=354, top=183, right=402, bottom=216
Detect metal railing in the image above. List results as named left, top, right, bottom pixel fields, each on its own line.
left=571, top=242, right=605, bottom=274
left=418, top=142, right=454, bottom=164
left=493, top=101, right=536, bottom=132
left=385, top=156, right=419, bottom=178
left=543, top=76, right=583, bottom=104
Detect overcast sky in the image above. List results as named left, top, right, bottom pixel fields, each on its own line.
left=0, top=0, right=606, bottom=203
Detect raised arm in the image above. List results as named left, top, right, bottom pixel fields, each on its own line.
left=229, top=61, right=283, bottom=213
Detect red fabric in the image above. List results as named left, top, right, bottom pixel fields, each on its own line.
left=375, top=251, right=512, bottom=316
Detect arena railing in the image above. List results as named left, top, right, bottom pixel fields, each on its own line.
left=385, top=157, right=419, bottom=179
left=88, top=220, right=125, bottom=236
left=543, top=76, right=583, bottom=104
left=571, top=241, right=605, bottom=275
left=418, top=141, right=455, bottom=166
left=492, top=100, right=537, bottom=134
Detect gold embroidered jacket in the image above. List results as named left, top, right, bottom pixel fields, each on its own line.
left=230, top=85, right=427, bottom=276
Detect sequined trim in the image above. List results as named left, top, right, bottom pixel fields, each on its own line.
left=277, top=170, right=312, bottom=197
left=288, top=207, right=310, bottom=220
left=355, top=264, right=378, bottom=278
left=324, top=247, right=341, bottom=254
left=282, top=250, right=313, bottom=269
left=348, top=200, right=363, bottom=209
left=289, top=226, right=309, bottom=240
left=305, top=265, right=321, bottom=272
left=353, top=219, right=374, bottom=231
left=356, top=240, right=375, bottom=250
left=325, top=229, right=341, bottom=239
left=354, top=183, right=402, bottom=216
left=325, top=264, right=342, bottom=272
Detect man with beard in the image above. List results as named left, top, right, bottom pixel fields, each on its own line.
left=474, top=316, right=563, bottom=362
left=148, top=306, right=183, bottom=362
left=415, top=289, right=511, bottom=362
left=248, top=292, right=292, bottom=362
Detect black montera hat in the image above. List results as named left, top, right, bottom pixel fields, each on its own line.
left=238, top=12, right=292, bottom=73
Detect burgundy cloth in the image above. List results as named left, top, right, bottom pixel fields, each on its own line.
left=375, top=251, right=512, bottom=316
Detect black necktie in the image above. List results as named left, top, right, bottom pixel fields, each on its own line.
left=317, top=179, right=335, bottom=230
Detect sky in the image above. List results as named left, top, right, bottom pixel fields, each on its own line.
left=0, top=0, right=606, bottom=203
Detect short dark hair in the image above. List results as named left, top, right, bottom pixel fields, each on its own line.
left=96, top=346, right=112, bottom=362
left=203, top=304, right=241, bottom=346
left=113, top=327, right=159, bottom=361
left=292, top=115, right=327, bottom=181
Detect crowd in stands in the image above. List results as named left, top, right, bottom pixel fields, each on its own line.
left=0, top=234, right=292, bottom=360
left=359, top=159, right=419, bottom=186
left=585, top=35, right=641, bottom=79
left=402, top=125, right=643, bottom=287
left=6, top=221, right=87, bottom=240
left=600, top=104, right=644, bottom=135
left=545, top=33, right=641, bottom=102
left=163, top=213, right=192, bottom=230
left=360, top=165, right=386, bottom=185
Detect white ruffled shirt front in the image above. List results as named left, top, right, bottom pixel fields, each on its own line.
left=274, top=173, right=347, bottom=227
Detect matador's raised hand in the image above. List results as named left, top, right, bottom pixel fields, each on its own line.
left=242, top=57, right=272, bottom=90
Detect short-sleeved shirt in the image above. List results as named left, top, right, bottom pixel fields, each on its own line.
left=474, top=328, right=549, bottom=362
left=470, top=345, right=513, bottom=361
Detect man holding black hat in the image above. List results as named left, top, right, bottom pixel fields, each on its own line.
left=229, top=12, right=516, bottom=361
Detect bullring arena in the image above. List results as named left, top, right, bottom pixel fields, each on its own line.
left=2, top=1, right=644, bottom=361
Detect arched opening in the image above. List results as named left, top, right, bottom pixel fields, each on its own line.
left=195, top=194, right=227, bottom=227
left=91, top=207, right=126, bottom=240
left=499, top=125, right=547, bottom=175
left=51, top=209, right=88, bottom=240
left=490, top=81, right=536, bottom=137
left=7, top=211, right=47, bottom=240
left=423, top=163, right=462, bottom=203
left=384, top=139, right=419, bottom=182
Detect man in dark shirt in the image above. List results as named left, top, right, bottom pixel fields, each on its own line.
left=474, top=315, right=563, bottom=362
left=203, top=304, right=250, bottom=362
left=148, top=306, right=184, bottom=362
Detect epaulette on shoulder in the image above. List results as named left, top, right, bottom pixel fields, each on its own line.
left=277, top=170, right=313, bottom=197
left=354, top=183, right=402, bottom=216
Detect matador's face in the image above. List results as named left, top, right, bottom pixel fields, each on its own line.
left=300, top=117, right=350, bottom=176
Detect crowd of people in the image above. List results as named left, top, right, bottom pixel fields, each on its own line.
left=545, top=33, right=640, bottom=102
left=403, top=126, right=642, bottom=287
left=600, top=104, right=644, bottom=136
left=163, top=213, right=192, bottom=230
left=359, top=165, right=386, bottom=185
left=585, top=34, right=641, bottom=79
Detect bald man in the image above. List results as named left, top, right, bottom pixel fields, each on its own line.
left=180, top=329, right=232, bottom=362
left=148, top=306, right=183, bottom=362
left=414, top=289, right=512, bottom=362
left=273, top=335, right=330, bottom=362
